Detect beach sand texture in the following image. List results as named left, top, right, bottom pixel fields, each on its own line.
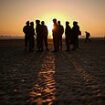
left=0, top=39, right=105, bottom=105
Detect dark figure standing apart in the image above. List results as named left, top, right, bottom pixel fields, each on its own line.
left=58, top=21, right=64, bottom=51
left=36, top=20, right=43, bottom=52
left=41, top=21, right=49, bottom=51
left=29, top=22, right=35, bottom=52
left=85, top=31, right=91, bottom=42
left=52, top=19, right=59, bottom=52
left=72, top=21, right=81, bottom=50
left=65, top=21, right=72, bottom=51
left=23, top=21, right=30, bottom=51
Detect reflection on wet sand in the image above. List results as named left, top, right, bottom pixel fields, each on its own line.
left=30, top=54, right=56, bottom=105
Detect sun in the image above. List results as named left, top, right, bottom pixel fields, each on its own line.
left=47, top=22, right=53, bottom=34
left=46, top=22, right=53, bottom=39
left=39, top=12, right=73, bottom=38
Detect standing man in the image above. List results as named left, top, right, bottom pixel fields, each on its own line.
left=72, top=21, right=81, bottom=50
left=23, top=21, right=30, bottom=51
left=58, top=21, right=64, bottom=51
left=35, top=20, right=43, bottom=52
left=29, top=22, right=35, bottom=52
left=41, top=21, right=49, bottom=51
left=52, top=18, right=59, bottom=52
left=65, top=21, right=72, bottom=51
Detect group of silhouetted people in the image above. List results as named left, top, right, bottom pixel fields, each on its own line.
left=65, top=20, right=81, bottom=51
left=23, top=18, right=81, bottom=52
left=23, top=20, right=48, bottom=52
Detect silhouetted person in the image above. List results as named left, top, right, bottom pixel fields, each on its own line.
left=36, top=20, right=43, bottom=52
left=58, top=21, right=64, bottom=51
left=52, top=18, right=59, bottom=52
left=72, top=21, right=81, bottom=50
left=23, top=21, right=30, bottom=51
left=65, top=21, right=72, bottom=51
left=29, top=22, right=35, bottom=52
left=85, top=31, right=91, bottom=42
left=41, top=21, right=49, bottom=51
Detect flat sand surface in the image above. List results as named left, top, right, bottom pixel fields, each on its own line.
left=0, top=39, right=105, bottom=105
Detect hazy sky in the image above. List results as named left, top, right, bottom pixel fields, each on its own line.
left=0, top=0, right=105, bottom=37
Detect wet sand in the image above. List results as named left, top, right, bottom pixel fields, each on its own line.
left=0, top=39, right=105, bottom=105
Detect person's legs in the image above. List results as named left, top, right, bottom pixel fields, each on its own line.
left=44, top=36, right=48, bottom=50
left=59, top=36, right=62, bottom=50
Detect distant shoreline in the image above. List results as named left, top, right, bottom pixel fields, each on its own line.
left=0, top=37, right=105, bottom=41
left=0, top=35, right=105, bottom=40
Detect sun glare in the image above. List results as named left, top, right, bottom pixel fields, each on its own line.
left=47, top=22, right=53, bottom=38
left=47, top=22, right=53, bottom=32
left=39, top=12, right=73, bottom=38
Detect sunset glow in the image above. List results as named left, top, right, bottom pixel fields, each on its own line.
left=40, top=12, right=72, bottom=38
left=0, top=0, right=105, bottom=38
left=47, top=22, right=53, bottom=36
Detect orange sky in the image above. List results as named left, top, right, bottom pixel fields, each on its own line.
left=0, top=0, right=105, bottom=38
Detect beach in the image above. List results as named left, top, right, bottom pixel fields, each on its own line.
left=0, top=38, right=105, bottom=105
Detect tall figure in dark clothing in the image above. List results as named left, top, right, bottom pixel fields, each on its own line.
left=23, top=21, right=30, bottom=51
left=29, top=22, right=35, bottom=52
left=72, top=21, right=81, bottom=50
left=41, top=21, right=49, bottom=51
left=52, top=18, right=59, bottom=52
left=65, top=21, right=72, bottom=51
left=58, top=21, right=64, bottom=51
left=35, top=20, right=43, bottom=52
